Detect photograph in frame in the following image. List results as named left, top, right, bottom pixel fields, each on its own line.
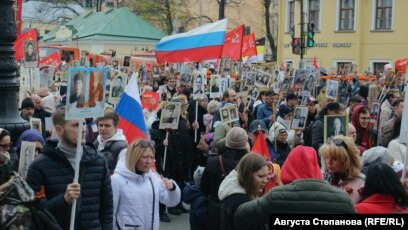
left=248, top=86, right=260, bottom=100
left=325, top=79, right=339, bottom=100
left=109, top=73, right=127, bottom=104
left=192, top=74, right=205, bottom=99
left=123, top=56, right=131, bottom=67
left=65, top=67, right=107, bottom=120
left=338, top=93, right=350, bottom=109
left=302, top=72, right=316, bottom=97
left=293, top=69, right=309, bottom=89
left=227, top=104, right=239, bottom=122
left=255, top=70, right=271, bottom=87
left=24, top=40, right=38, bottom=68
left=18, top=141, right=36, bottom=179
left=245, top=71, right=255, bottom=87
left=30, top=117, right=42, bottom=134
left=210, top=75, right=221, bottom=98
left=370, top=101, right=381, bottom=124
left=324, top=115, right=348, bottom=144
left=159, top=102, right=182, bottom=130
left=290, top=106, right=309, bottom=130
left=221, top=57, right=232, bottom=73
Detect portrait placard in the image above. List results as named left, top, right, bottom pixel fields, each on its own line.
left=109, top=72, right=128, bottom=104
left=159, top=102, right=182, bottom=130
left=338, top=93, right=350, bottom=108
left=192, top=74, right=205, bottom=99
left=221, top=57, right=232, bottom=73
left=210, top=75, right=221, bottom=98
left=255, top=70, right=271, bottom=87
left=324, top=115, right=348, bottom=144
left=18, top=141, right=36, bottom=179
left=245, top=71, right=255, bottom=87
left=24, top=40, right=38, bottom=68
left=290, top=106, right=309, bottom=130
left=326, top=79, right=339, bottom=100
left=370, top=101, right=381, bottom=124
left=302, top=72, right=316, bottom=97
left=66, top=67, right=107, bottom=120
left=220, top=104, right=239, bottom=124
left=123, top=56, right=131, bottom=67
left=293, top=69, right=309, bottom=89
left=248, top=86, right=260, bottom=100
left=30, top=117, right=42, bottom=134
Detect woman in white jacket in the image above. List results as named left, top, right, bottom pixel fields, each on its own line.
left=111, top=139, right=181, bottom=230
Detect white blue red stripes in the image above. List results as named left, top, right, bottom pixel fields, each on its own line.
left=155, top=19, right=227, bottom=63
left=115, top=76, right=148, bottom=143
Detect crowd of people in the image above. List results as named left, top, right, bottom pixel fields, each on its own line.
left=1, top=61, right=408, bottom=230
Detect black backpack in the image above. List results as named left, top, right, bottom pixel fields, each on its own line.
left=24, top=200, right=63, bottom=230
left=302, top=120, right=314, bottom=147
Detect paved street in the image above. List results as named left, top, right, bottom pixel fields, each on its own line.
left=160, top=204, right=191, bottom=230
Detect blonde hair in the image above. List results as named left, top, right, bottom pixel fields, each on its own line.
left=319, top=135, right=361, bottom=178
left=125, top=139, right=155, bottom=173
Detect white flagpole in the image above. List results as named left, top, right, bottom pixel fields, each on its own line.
left=69, top=121, right=83, bottom=230
left=194, top=101, right=198, bottom=142
left=162, top=131, right=170, bottom=171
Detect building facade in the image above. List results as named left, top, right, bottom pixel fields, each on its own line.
left=277, top=0, right=408, bottom=75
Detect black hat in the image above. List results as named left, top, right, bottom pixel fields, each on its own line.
left=326, top=102, right=340, bottom=111
left=20, top=97, right=34, bottom=110
left=286, top=93, right=297, bottom=101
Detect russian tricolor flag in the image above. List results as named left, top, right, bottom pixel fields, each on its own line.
left=115, top=75, right=148, bottom=143
left=155, top=19, right=228, bottom=63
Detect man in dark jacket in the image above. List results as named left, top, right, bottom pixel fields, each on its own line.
left=233, top=146, right=355, bottom=230
left=94, top=112, right=128, bottom=174
left=26, top=108, right=113, bottom=230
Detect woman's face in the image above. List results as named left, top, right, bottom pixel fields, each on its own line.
left=276, top=132, right=288, bottom=143
left=135, top=148, right=155, bottom=173
left=0, top=135, right=11, bottom=153
left=253, top=166, right=268, bottom=195
left=27, top=44, right=34, bottom=55
left=325, top=156, right=345, bottom=174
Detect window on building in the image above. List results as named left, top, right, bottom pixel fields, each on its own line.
left=309, top=0, right=320, bottom=31
left=375, top=0, right=393, bottom=30
left=339, top=0, right=355, bottom=31
left=373, top=62, right=389, bottom=75
left=336, top=62, right=352, bottom=75
left=288, top=1, right=295, bottom=33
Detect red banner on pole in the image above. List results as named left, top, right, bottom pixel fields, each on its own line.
left=141, top=91, right=159, bottom=110
left=241, top=33, right=257, bottom=57
left=39, top=51, right=61, bottom=67
left=221, top=24, right=244, bottom=60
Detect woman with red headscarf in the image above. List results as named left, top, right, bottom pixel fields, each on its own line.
left=351, top=105, right=373, bottom=151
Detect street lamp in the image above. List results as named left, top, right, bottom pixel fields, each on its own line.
left=0, top=0, right=30, bottom=143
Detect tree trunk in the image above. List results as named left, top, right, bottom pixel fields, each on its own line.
left=219, top=0, right=225, bottom=20
left=165, top=0, right=174, bottom=35
left=264, top=0, right=276, bottom=61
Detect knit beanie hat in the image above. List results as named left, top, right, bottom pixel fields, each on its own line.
left=16, top=129, right=45, bottom=150
left=274, top=125, right=287, bottom=136
left=225, top=127, right=248, bottom=150
left=21, top=97, right=35, bottom=110
left=277, top=104, right=292, bottom=118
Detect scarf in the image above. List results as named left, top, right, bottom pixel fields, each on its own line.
left=351, top=105, right=372, bottom=149
left=327, top=172, right=349, bottom=186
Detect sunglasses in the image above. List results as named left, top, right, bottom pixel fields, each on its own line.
left=0, top=143, right=12, bottom=149
left=137, top=139, right=155, bottom=148
left=328, top=138, right=348, bottom=152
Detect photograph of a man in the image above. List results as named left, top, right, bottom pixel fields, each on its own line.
left=123, top=56, right=131, bottom=67
left=159, top=102, right=181, bottom=129
left=324, top=115, right=347, bottom=143
left=69, top=71, right=86, bottom=108
left=210, top=76, right=220, bottom=93
left=111, top=76, right=124, bottom=98
left=24, top=40, right=37, bottom=62
left=193, top=75, right=204, bottom=94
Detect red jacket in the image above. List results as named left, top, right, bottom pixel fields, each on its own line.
left=355, top=194, right=408, bottom=214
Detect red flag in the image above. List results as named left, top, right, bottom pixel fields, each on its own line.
left=39, top=51, right=61, bottom=67
left=14, top=29, right=37, bottom=61
left=241, top=33, right=257, bottom=57
left=16, top=0, right=23, bottom=36
left=251, top=130, right=271, bottom=160
left=145, top=63, right=153, bottom=72
left=141, top=91, right=159, bottom=110
left=251, top=130, right=279, bottom=191
left=312, top=56, right=319, bottom=70
left=221, top=24, right=244, bottom=60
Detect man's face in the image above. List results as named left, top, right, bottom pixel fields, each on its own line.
left=195, top=77, right=202, bottom=89
left=334, top=118, right=341, bottom=131
left=227, top=90, right=238, bottom=104
left=27, top=44, right=34, bottom=55
left=32, top=96, right=42, bottom=110
left=391, top=93, right=401, bottom=103
left=308, top=103, right=316, bottom=113
left=116, top=78, right=122, bottom=86
left=57, top=120, right=86, bottom=148
left=359, top=112, right=370, bottom=128
left=22, top=107, right=34, bottom=119
left=75, top=79, right=83, bottom=96
left=394, top=102, right=404, bottom=117
left=98, top=119, right=117, bottom=140
left=348, top=125, right=357, bottom=141
left=288, top=99, right=297, bottom=107
left=167, top=78, right=176, bottom=88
